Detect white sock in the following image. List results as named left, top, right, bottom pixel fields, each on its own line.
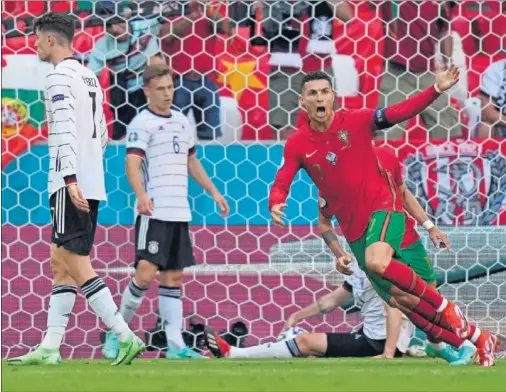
left=120, top=278, right=147, bottom=324
left=81, top=276, right=131, bottom=342
left=40, top=284, right=77, bottom=350
left=229, top=339, right=301, bottom=359
left=159, top=286, right=186, bottom=350
left=435, top=298, right=448, bottom=313
left=427, top=341, right=447, bottom=351
left=469, top=327, right=481, bottom=344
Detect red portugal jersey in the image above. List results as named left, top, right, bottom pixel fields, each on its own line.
left=270, top=109, right=403, bottom=242
left=373, top=147, right=420, bottom=248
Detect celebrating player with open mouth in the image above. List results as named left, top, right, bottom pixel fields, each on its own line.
left=268, top=67, right=493, bottom=366
left=318, top=146, right=498, bottom=366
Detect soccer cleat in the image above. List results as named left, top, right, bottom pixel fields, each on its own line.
left=425, top=343, right=460, bottom=363
left=204, top=326, right=231, bottom=358
left=441, top=302, right=469, bottom=339
left=166, top=347, right=207, bottom=359
left=111, top=334, right=145, bottom=366
left=449, top=341, right=477, bottom=367
left=7, top=345, right=62, bottom=366
left=102, top=331, right=120, bottom=360
left=474, top=331, right=499, bottom=367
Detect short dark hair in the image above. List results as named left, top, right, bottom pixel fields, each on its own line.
left=300, top=71, right=333, bottom=92
left=33, top=13, right=75, bottom=45
left=143, top=64, right=173, bottom=86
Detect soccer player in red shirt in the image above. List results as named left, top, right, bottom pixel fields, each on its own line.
left=318, top=147, right=498, bottom=366
left=269, top=68, right=480, bottom=366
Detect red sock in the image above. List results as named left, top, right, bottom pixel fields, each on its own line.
left=413, top=299, right=437, bottom=321
left=383, top=260, right=444, bottom=309
left=405, top=311, right=465, bottom=349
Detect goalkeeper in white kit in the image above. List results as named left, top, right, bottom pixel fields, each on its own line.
left=7, top=12, right=144, bottom=366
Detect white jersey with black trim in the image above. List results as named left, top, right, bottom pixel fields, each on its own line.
left=45, top=57, right=108, bottom=200
left=345, top=263, right=413, bottom=353
left=126, top=108, right=196, bottom=222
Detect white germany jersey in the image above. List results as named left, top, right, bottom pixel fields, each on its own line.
left=45, top=57, right=108, bottom=200
left=126, top=109, right=195, bottom=222
left=481, top=59, right=506, bottom=137
left=345, top=264, right=413, bottom=353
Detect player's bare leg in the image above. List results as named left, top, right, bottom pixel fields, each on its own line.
left=365, top=243, right=469, bottom=339
left=7, top=245, right=77, bottom=366
left=161, top=269, right=205, bottom=359
left=62, top=249, right=145, bottom=365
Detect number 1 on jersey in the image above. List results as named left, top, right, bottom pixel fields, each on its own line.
left=88, top=91, right=97, bottom=138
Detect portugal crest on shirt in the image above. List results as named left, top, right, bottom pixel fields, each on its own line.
left=326, top=151, right=337, bottom=165
left=337, top=130, right=350, bottom=148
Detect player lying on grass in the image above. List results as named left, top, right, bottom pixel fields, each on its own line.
left=268, top=69, right=478, bottom=366
left=204, top=262, right=413, bottom=359
left=8, top=13, right=144, bottom=367
left=101, top=64, right=230, bottom=360
left=318, top=146, right=498, bottom=366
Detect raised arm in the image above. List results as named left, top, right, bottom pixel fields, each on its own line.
left=373, top=65, right=460, bottom=131
left=268, top=137, right=301, bottom=227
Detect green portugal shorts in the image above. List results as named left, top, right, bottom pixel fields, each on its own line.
left=348, top=211, right=436, bottom=302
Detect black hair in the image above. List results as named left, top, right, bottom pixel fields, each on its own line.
left=300, top=71, right=333, bottom=93
left=33, top=12, right=75, bottom=45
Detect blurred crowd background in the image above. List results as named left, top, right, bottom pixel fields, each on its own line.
left=2, top=0, right=505, bottom=146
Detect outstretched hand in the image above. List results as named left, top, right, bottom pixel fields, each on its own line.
left=435, top=63, right=460, bottom=92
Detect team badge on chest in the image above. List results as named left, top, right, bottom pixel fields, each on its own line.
left=326, top=151, right=337, bottom=165
left=337, top=130, right=351, bottom=149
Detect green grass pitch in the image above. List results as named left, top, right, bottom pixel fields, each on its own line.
left=2, top=358, right=505, bottom=392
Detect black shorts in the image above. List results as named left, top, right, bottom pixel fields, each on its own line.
left=324, top=330, right=404, bottom=358
left=134, top=216, right=196, bottom=271
left=50, top=187, right=99, bottom=256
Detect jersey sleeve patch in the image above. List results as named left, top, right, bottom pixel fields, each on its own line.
left=373, top=108, right=393, bottom=130
left=51, top=94, right=65, bottom=103
left=127, top=131, right=139, bottom=143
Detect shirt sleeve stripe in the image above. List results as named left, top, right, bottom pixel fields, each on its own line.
left=127, top=147, right=146, bottom=157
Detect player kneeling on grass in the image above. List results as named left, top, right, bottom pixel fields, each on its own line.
left=205, top=263, right=412, bottom=359
left=102, top=64, right=230, bottom=360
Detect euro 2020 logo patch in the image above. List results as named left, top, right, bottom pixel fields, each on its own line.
left=128, top=131, right=139, bottom=143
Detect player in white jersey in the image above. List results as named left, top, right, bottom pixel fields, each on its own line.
left=102, top=64, right=230, bottom=360
left=204, top=263, right=413, bottom=359
left=7, top=13, right=144, bottom=367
